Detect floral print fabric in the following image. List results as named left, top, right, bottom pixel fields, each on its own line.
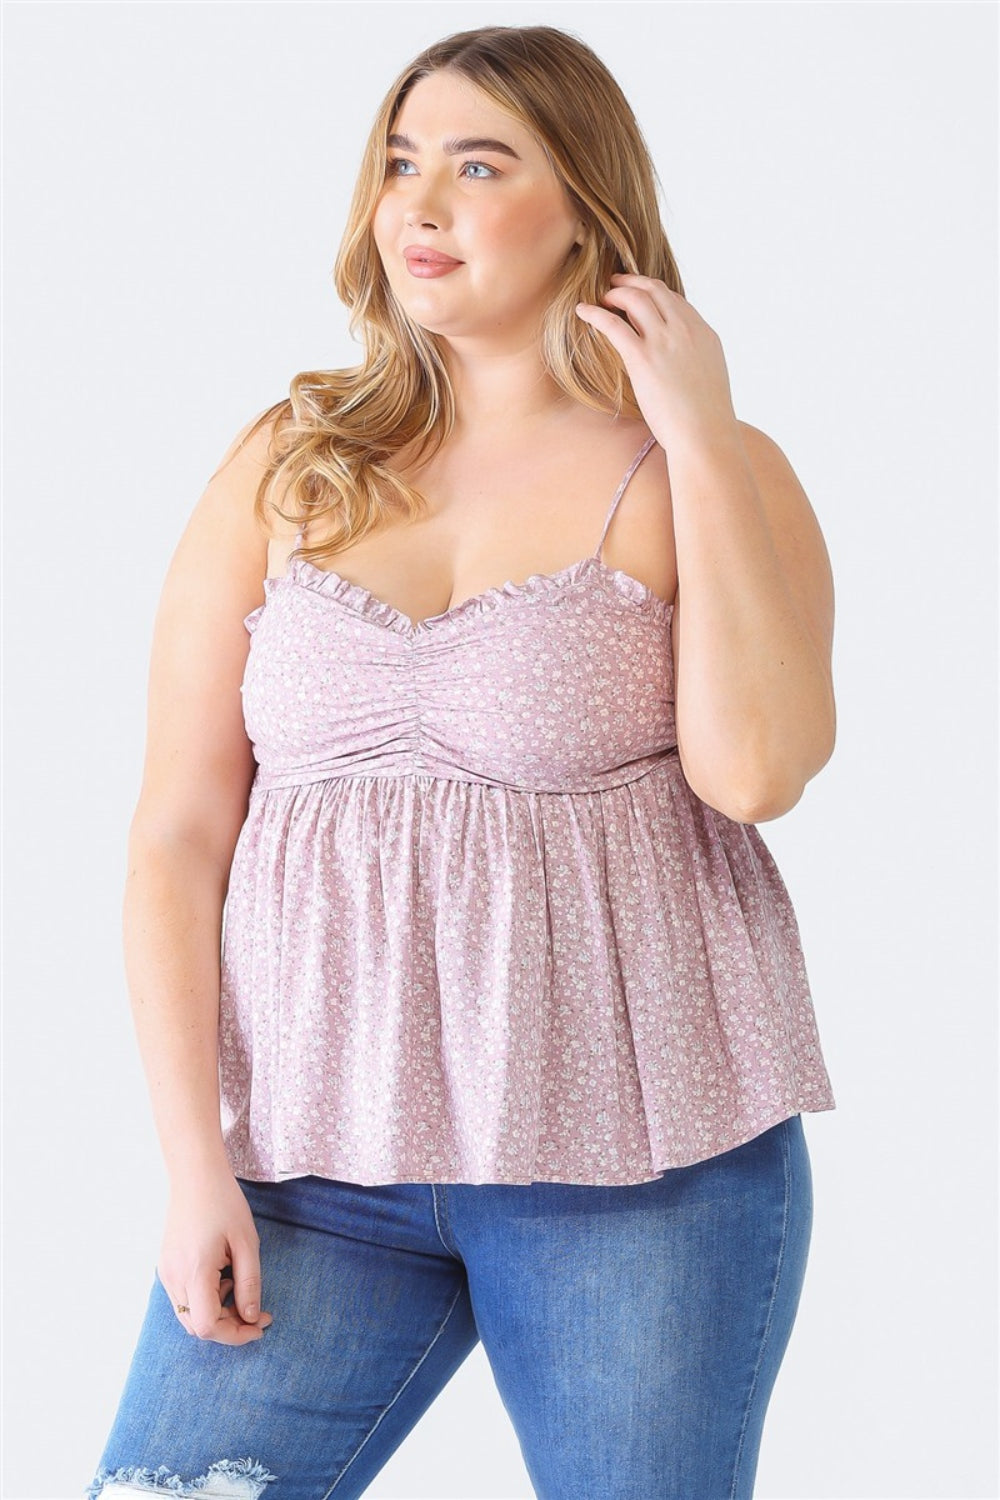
left=218, top=436, right=836, bottom=1186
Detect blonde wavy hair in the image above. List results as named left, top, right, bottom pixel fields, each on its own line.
left=238, top=23, right=686, bottom=567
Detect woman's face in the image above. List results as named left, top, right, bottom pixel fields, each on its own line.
left=372, top=70, right=584, bottom=345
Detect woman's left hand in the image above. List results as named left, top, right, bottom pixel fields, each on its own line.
left=575, top=274, right=738, bottom=449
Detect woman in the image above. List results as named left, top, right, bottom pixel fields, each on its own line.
left=87, top=23, right=837, bottom=1500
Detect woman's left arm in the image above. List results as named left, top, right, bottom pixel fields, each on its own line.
left=576, top=276, right=836, bottom=823
left=666, top=416, right=836, bottom=823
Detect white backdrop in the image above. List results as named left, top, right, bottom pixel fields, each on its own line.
left=3, top=4, right=997, bottom=1498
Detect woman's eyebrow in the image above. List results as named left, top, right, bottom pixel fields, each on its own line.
left=387, top=132, right=522, bottom=160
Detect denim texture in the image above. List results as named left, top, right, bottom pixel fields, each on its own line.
left=87, top=1114, right=813, bottom=1500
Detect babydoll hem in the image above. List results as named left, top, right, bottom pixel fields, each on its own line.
left=227, top=1098, right=835, bottom=1189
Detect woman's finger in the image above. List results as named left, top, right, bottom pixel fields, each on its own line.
left=187, top=1264, right=228, bottom=1341
left=230, top=1235, right=264, bottom=1326
left=575, top=300, right=642, bottom=351
left=168, top=1287, right=195, bottom=1334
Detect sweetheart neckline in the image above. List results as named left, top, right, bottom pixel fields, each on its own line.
left=250, top=552, right=676, bottom=637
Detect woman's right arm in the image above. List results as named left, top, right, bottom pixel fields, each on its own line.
left=122, top=405, right=290, bottom=1343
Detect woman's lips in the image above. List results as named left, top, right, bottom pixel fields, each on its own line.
left=404, top=255, right=464, bottom=279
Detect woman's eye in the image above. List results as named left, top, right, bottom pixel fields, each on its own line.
left=385, top=157, right=496, bottom=180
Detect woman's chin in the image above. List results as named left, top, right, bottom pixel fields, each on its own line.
left=398, top=304, right=479, bottom=338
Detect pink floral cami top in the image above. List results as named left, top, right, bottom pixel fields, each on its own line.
left=218, top=433, right=836, bottom=1186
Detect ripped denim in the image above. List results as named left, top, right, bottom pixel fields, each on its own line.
left=88, top=1459, right=277, bottom=1499
left=85, top=1114, right=814, bottom=1500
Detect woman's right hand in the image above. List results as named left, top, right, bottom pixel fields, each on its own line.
left=157, top=1165, right=274, bottom=1344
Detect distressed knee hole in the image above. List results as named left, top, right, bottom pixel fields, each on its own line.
left=85, top=1458, right=278, bottom=1500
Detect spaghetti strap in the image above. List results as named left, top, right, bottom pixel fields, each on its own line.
left=593, top=434, right=659, bottom=560
left=281, top=520, right=308, bottom=576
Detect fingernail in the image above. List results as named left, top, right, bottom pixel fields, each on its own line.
left=246, top=1304, right=258, bottom=1319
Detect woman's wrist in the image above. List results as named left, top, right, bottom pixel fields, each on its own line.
left=165, top=1137, right=234, bottom=1188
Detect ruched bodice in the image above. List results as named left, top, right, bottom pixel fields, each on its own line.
left=241, top=552, right=676, bottom=793
left=218, top=434, right=836, bottom=1186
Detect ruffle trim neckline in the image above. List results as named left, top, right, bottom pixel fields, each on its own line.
left=250, top=553, right=675, bottom=638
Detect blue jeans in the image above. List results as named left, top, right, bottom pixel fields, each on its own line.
left=86, top=1115, right=814, bottom=1500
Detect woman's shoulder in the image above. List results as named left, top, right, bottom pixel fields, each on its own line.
left=207, top=401, right=299, bottom=540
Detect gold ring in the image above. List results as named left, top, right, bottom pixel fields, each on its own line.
left=176, top=1303, right=190, bottom=1314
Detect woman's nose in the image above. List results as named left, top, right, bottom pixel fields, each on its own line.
left=400, top=172, right=455, bottom=223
